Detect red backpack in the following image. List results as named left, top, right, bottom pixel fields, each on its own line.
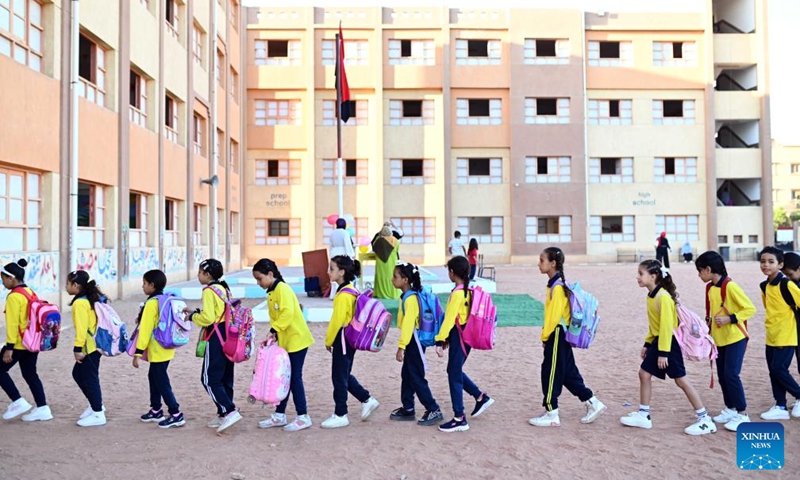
left=11, top=287, right=61, bottom=353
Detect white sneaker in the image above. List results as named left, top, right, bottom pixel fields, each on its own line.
left=22, top=405, right=53, bottom=422
left=712, top=408, right=737, bottom=424
left=685, top=416, right=716, bottom=436
left=724, top=413, right=750, bottom=432
left=283, top=414, right=312, bottom=432
left=361, top=397, right=380, bottom=421
left=216, top=410, right=242, bottom=433
left=80, top=405, right=106, bottom=420
left=620, top=411, right=652, bottom=429
left=580, top=397, right=606, bottom=424
left=792, top=401, right=800, bottom=418
left=528, top=409, right=561, bottom=427
left=207, top=416, right=222, bottom=428
left=258, top=413, right=287, bottom=429
left=3, top=398, right=32, bottom=420
left=321, top=414, right=350, bottom=429
left=77, top=411, right=106, bottom=427
left=760, top=406, right=790, bottom=420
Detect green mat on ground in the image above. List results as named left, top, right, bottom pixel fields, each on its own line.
left=378, top=294, right=543, bottom=328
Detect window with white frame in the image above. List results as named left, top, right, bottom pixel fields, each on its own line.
left=322, top=159, right=367, bottom=185
left=390, top=217, right=435, bottom=244
left=0, top=0, right=44, bottom=73
left=457, top=217, right=503, bottom=244
left=229, top=211, right=239, bottom=244
left=456, top=158, right=502, bottom=185
left=654, top=157, right=697, bottom=183
left=525, top=216, right=572, bottom=243
left=229, top=0, right=238, bottom=31
left=165, top=0, right=179, bottom=40
left=322, top=217, right=368, bottom=245
left=456, top=99, right=502, bottom=125
left=590, top=216, right=635, bottom=242
left=255, top=218, right=300, bottom=245
left=193, top=204, right=204, bottom=244
left=254, top=159, right=301, bottom=186
left=588, top=41, right=633, bottom=67
left=254, top=39, right=301, bottom=66
left=229, top=66, right=239, bottom=103
left=390, top=159, right=434, bottom=185
left=655, top=215, right=699, bottom=241
left=254, top=100, right=302, bottom=126
left=588, top=99, right=632, bottom=125
left=524, top=98, right=570, bottom=124
left=387, top=39, right=435, bottom=65
left=455, top=39, right=501, bottom=65
left=214, top=128, right=223, bottom=165
left=525, top=156, right=571, bottom=183
left=229, top=139, right=239, bottom=173
left=77, top=182, right=105, bottom=249
left=589, top=157, right=633, bottom=183
left=77, top=34, right=106, bottom=107
left=164, top=198, right=180, bottom=246
left=165, top=94, right=179, bottom=143
left=215, top=48, right=225, bottom=88
left=653, top=41, right=697, bottom=67
left=652, top=100, right=695, bottom=125
left=523, top=39, right=569, bottom=65
left=0, top=168, right=41, bottom=252
left=192, top=23, right=203, bottom=66
left=217, top=208, right=224, bottom=244
left=129, top=69, right=148, bottom=128
left=321, top=38, right=368, bottom=66
left=389, top=100, right=434, bottom=126
left=322, top=99, right=368, bottom=126
left=193, top=113, right=205, bottom=156
left=129, top=192, right=148, bottom=248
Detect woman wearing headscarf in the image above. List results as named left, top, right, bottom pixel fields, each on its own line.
left=655, top=232, right=671, bottom=269
left=371, top=225, right=401, bottom=299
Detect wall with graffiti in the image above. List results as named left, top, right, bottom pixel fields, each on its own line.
left=193, top=246, right=209, bottom=269
left=127, top=247, right=160, bottom=278
left=163, top=246, right=187, bottom=273
left=77, top=248, right=118, bottom=285
left=0, top=251, right=59, bottom=295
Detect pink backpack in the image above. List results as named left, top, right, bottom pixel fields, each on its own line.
left=674, top=303, right=718, bottom=388
left=247, top=338, right=291, bottom=406
left=11, top=288, right=61, bottom=353
left=453, top=285, right=497, bottom=354
left=207, top=286, right=256, bottom=363
left=340, top=288, right=392, bottom=352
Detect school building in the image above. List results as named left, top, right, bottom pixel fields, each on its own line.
left=772, top=141, right=800, bottom=220
left=244, top=0, right=772, bottom=267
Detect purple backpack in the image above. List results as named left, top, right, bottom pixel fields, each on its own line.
left=152, top=294, right=192, bottom=349
left=341, top=288, right=392, bottom=352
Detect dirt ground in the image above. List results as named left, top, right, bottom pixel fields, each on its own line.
left=1, top=261, right=798, bottom=479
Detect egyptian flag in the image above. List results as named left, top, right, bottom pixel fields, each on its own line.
left=336, top=24, right=354, bottom=123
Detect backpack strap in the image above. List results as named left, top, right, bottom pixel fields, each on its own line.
left=400, top=290, right=416, bottom=316
left=10, top=287, right=37, bottom=338
left=779, top=277, right=796, bottom=309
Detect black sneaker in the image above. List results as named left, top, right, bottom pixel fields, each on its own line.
left=158, top=412, right=186, bottom=429
left=417, top=409, right=444, bottom=426
left=140, top=409, right=164, bottom=423
left=470, top=394, right=495, bottom=418
left=438, top=417, right=469, bottom=433
left=389, top=407, right=416, bottom=421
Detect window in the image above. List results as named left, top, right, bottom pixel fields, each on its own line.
left=322, top=159, right=366, bottom=185
left=456, top=158, right=502, bottom=185
left=749, top=235, right=758, bottom=243
left=215, top=49, right=225, bottom=88
left=526, top=216, right=572, bottom=243
left=323, top=99, right=368, bottom=126
left=129, top=193, right=148, bottom=248
left=255, top=39, right=301, bottom=66
left=129, top=70, right=148, bottom=128
left=588, top=100, right=632, bottom=125
left=590, top=216, right=635, bottom=242
left=77, top=34, right=106, bottom=107
left=389, top=217, right=436, bottom=244
left=653, top=41, right=697, bottom=67
left=388, top=39, right=434, bottom=65
left=321, top=38, right=368, bottom=66
left=193, top=113, right=205, bottom=156
left=229, top=0, right=238, bottom=31
left=652, top=100, right=695, bottom=125
left=589, top=157, right=633, bottom=183
left=388, top=100, right=433, bottom=126
left=214, top=129, right=223, bottom=165
left=524, top=98, right=570, bottom=124
left=254, top=100, right=302, bottom=126
left=791, top=164, right=800, bottom=174
left=733, top=235, right=743, bottom=244
left=0, top=0, right=43, bottom=72
left=654, top=157, right=697, bottom=183
left=77, top=182, right=105, bottom=249
left=588, top=41, right=633, bottom=67
left=229, top=67, right=239, bottom=102
left=255, top=159, right=300, bottom=186
left=456, top=99, right=502, bottom=125
left=0, top=168, right=41, bottom=252
left=254, top=218, right=300, bottom=245
left=164, top=199, right=180, bottom=246
left=718, top=235, right=728, bottom=244
left=525, top=156, right=571, bottom=183
left=457, top=217, right=504, bottom=244
left=229, top=139, right=239, bottom=173
left=322, top=217, right=369, bottom=245
left=229, top=211, right=239, bottom=244
left=792, top=190, right=800, bottom=200
left=656, top=215, right=699, bottom=242
left=523, top=39, right=569, bottom=65
left=455, top=39, right=501, bottom=65
left=165, top=0, right=179, bottom=39
left=217, top=208, right=225, bottom=244
left=192, top=23, right=203, bottom=66
left=165, top=94, right=179, bottom=143
left=193, top=204, right=204, bottom=244
left=390, top=159, right=434, bottom=185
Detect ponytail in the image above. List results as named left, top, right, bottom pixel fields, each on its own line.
left=331, top=255, right=361, bottom=284
left=639, top=259, right=679, bottom=302
left=68, top=270, right=107, bottom=308
left=395, top=262, right=422, bottom=292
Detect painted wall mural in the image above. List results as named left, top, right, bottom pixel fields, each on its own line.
left=163, top=246, right=187, bottom=273
left=0, top=251, right=59, bottom=294
left=77, top=248, right=118, bottom=284
left=128, top=248, right=159, bottom=278
left=193, top=246, right=209, bottom=268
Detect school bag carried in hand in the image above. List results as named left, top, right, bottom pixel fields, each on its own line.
left=453, top=284, right=497, bottom=354
left=551, top=280, right=601, bottom=349
left=401, top=286, right=444, bottom=348
left=207, top=285, right=256, bottom=363
left=153, top=294, right=192, bottom=349
left=93, top=301, right=129, bottom=356
left=706, top=278, right=748, bottom=341
left=247, top=338, right=291, bottom=406
left=341, top=288, right=392, bottom=352
left=11, top=287, right=61, bottom=353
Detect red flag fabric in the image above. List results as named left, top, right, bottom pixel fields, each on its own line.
left=336, top=24, right=354, bottom=123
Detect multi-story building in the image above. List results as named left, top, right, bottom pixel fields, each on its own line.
left=772, top=141, right=800, bottom=220
left=244, top=0, right=772, bottom=266
left=0, top=0, right=244, bottom=304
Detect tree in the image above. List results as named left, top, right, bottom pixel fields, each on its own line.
left=791, top=210, right=800, bottom=224
left=774, top=207, right=790, bottom=229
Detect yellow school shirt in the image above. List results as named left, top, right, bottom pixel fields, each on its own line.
left=4, top=287, right=33, bottom=350
left=543, top=277, right=571, bottom=342
left=397, top=292, right=420, bottom=350
left=645, top=287, right=678, bottom=355
left=72, top=298, right=98, bottom=355
left=267, top=280, right=314, bottom=353
left=325, top=283, right=357, bottom=347
left=135, top=297, right=176, bottom=363
left=761, top=274, right=800, bottom=347
left=435, top=287, right=469, bottom=343
left=706, top=279, right=755, bottom=347
left=191, top=284, right=228, bottom=328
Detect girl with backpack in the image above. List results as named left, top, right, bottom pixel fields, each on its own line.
left=321, top=255, right=380, bottom=429
left=252, top=258, right=315, bottom=432
left=695, top=251, right=755, bottom=432
left=66, top=270, right=107, bottom=427
left=390, top=261, right=443, bottom=426
left=434, top=256, right=494, bottom=433
left=133, top=269, right=185, bottom=429
left=0, top=259, right=52, bottom=422
left=620, top=259, right=716, bottom=435
left=529, top=247, right=605, bottom=427
left=183, top=259, right=241, bottom=433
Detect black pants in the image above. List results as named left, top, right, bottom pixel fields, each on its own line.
left=446, top=325, right=482, bottom=418
left=276, top=348, right=308, bottom=416
left=331, top=329, right=370, bottom=416
left=796, top=320, right=800, bottom=377
left=541, top=326, right=593, bottom=411
left=149, top=360, right=180, bottom=415
left=469, top=265, right=477, bottom=280
left=716, top=339, right=747, bottom=412
left=201, top=333, right=236, bottom=416
left=401, top=337, right=439, bottom=413
left=72, top=351, right=102, bottom=412
left=766, top=346, right=800, bottom=408
left=0, top=346, right=46, bottom=407
left=656, top=247, right=670, bottom=268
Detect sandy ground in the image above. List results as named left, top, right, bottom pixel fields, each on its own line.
left=1, top=261, right=799, bottom=479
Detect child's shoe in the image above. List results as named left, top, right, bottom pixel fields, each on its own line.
left=470, top=394, right=495, bottom=418
left=361, top=397, right=379, bottom=421
left=158, top=412, right=186, bottom=429
left=760, top=406, right=790, bottom=420
left=321, top=414, right=350, bottom=429
left=389, top=407, right=416, bottom=421
left=529, top=409, right=561, bottom=427
left=685, top=416, right=716, bottom=436
left=283, top=414, right=312, bottom=432
left=80, top=404, right=106, bottom=420
left=724, top=413, right=750, bottom=432
left=438, top=417, right=469, bottom=433
left=620, top=411, right=652, bottom=429
left=712, top=408, right=737, bottom=424
left=258, top=413, right=287, bottom=429
left=217, top=410, right=242, bottom=433
left=3, top=398, right=32, bottom=420
left=140, top=409, right=164, bottom=423
left=22, top=406, right=53, bottom=422
left=580, top=397, right=606, bottom=424
left=418, top=409, right=443, bottom=426
left=77, top=410, right=107, bottom=427
left=207, top=416, right=222, bottom=428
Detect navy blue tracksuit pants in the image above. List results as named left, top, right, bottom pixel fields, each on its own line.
left=332, top=329, right=370, bottom=417
left=276, top=348, right=308, bottom=416
left=201, top=331, right=236, bottom=416
left=149, top=360, right=180, bottom=415
left=446, top=325, right=482, bottom=418
left=0, top=346, right=47, bottom=407
left=401, top=336, right=439, bottom=413
left=72, top=351, right=103, bottom=412
left=766, top=345, right=800, bottom=408
left=716, top=339, right=747, bottom=412
left=541, top=326, right=593, bottom=411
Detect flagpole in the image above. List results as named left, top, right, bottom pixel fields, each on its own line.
left=335, top=31, right=344, bottom=219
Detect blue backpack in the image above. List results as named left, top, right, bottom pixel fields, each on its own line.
left=401, top=286, right=444, bottom=347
